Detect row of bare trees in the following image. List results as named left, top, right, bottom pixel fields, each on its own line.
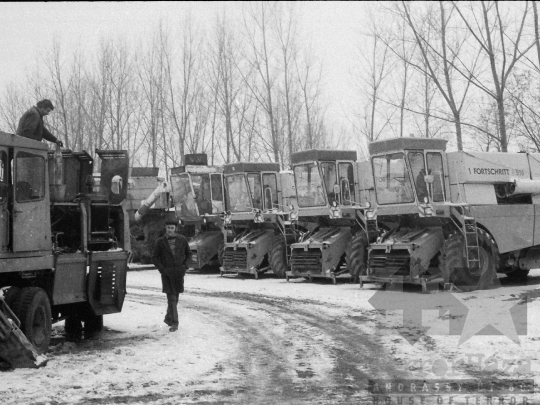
left=354, top=1, right=540, bottom=153
left=0, top=3, right=329, bottom=175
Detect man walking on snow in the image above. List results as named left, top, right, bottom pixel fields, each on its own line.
left=152, top=219, right=191, bottom=332
left=17, top=99, right=63, bottom=147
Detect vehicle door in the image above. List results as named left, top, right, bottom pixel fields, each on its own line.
left=13, top=149, right=51, bottom=252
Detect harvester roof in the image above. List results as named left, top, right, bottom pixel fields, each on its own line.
left=0, top=131, right=48, bottom=150
left=291, top=149, right=357, bottom=164
left=369, top=137, right=447, bottom=155
left=131, top=167, right=159, bottom=177
left=223, top=162, right=280, bottom=174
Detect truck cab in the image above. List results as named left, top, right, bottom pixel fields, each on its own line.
left=169, top=154, right=225, bottom=270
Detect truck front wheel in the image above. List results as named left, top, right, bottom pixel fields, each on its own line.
left=13, top=287, right=52, bottom=353
left=269, top=235, right=288, bottom=278
left=439, top=229, right=497, bottom=292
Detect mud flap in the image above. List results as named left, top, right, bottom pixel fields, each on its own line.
left=0, top=298, right=48, bottom=368
left=87, top=251, right=128, bottom=315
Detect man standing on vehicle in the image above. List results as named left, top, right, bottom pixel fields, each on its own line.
left=152, top=219, right=191, bottom=332
left=16, top=99, right=63, bottom=147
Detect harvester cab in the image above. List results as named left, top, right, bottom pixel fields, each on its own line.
left=169, top=154, right=225, bottom=271
left=361, top=137, right=452, bottom=291
left=287, top=150, right=375, bottom=283
left=221, top=162, right=295, bottom=279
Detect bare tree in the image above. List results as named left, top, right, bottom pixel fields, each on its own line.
left=452, top=0, right=534, bottom=152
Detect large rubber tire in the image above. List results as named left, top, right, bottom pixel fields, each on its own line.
left=346, top=232, right=369, bottom=283
left=3, top=286, right=21, bottom=309
left=505, top=269, right=530, bottom=281
left=269, top=235, right=288, bottom=279
left=13, top=287, right=52, bottom=353
left=218, top=241, right=224, bottom=267
left=439, top=229, right=497, bottom=292
left=65, top=309, right=104, bottom=341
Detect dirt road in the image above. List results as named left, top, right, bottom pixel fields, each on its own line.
left=1, top=269, right=538, bottom=404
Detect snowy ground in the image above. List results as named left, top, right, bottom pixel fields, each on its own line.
left=1, top=267, right=540, bottom=404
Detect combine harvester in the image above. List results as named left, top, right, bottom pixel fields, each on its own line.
left=0, top=132, right=130, bottom=367
left=169, top=154, right=225, bottom=271
left=286, top=150, right=377, bottom=284
left=124, top=167, right=174, bottom=264
left=221, top=162, right=298, bottom=279
left=360, top=137, right=540, bottom=292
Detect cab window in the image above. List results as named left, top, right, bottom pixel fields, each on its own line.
left=426, top=152, right=446, bottom=202
left=16, top=152, right=45, bottom=202
left=247, top=173, right=262, bottom=210
left=320, top=162, right=337, bottom=205
left=338, top=162, right=355, bottom=205
left=262, top=173, right=278, bottom=211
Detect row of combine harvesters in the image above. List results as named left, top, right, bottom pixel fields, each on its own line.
left=132, top=137, right=540, bottom=293
left=3, top=134, right=539, bottom=368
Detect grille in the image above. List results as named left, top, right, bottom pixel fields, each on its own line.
left=368, top=250, right=410, bottom=276
left=291, top=249, right=322, bottom=273
left=223, top=248, right=247, bottom=269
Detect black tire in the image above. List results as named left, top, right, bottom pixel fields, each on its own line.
left=269, top=235, right=288, bottom=278
left=505, top=269, right=530, bottom=280
left=84, top=313, right=104, bottom=334
left=218, top=241, right=224, bottom=267
left=65, top=316, right=83, bottom=341
left=345, top=232, right=369, bottom=283
left=13, top=287, right=52, bottom=353
left=439, top=229, right=497, bottom=292
left=3, top=286, right=21, bottom=309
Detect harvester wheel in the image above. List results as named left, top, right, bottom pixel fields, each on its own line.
left=3, top=286, right=21, bottom=309
left=505, top=269, right=530, bottom=281
left=84, top=313, right=104, bottom=334
left=218, top=241, right=225, bottom=267
left=269, top=235, right=288, bottom=278
left=13, top=287, right=52, bottom=353
left=345, top=232, right=369, bottom=283
left=439, top=229, right=497, bottom=292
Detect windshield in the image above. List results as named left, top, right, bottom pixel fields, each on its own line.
left=372, top=153, right=414, bottom=204
left=190, top=174, right=213, bottom=215
left=225, top=174, right=253, bottom=212
left=294, top=163, right=326, bottom=207
left=171, top=173, right=199, bottom=217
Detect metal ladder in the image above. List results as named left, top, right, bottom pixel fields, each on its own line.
left=463, top=216, right=480, bottom=273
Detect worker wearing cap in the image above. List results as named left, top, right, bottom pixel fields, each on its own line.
left=152, top=219, right=191, bottom=332
left=16, top=99, right=63, bottom=147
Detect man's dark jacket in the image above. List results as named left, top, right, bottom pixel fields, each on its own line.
left=152, top=234, right=191, bottom=295
left=16, top=107, right=59, bottom=143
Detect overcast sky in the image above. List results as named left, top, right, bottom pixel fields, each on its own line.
left=0, top=2, right=370, bottom=130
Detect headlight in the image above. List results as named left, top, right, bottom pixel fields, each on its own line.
left=290, top=211, right=298, bottom=221
left=366, top=210, right=375, bottom=220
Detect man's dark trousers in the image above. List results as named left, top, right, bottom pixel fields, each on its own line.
left=165, top=293, right=180, bottom=327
